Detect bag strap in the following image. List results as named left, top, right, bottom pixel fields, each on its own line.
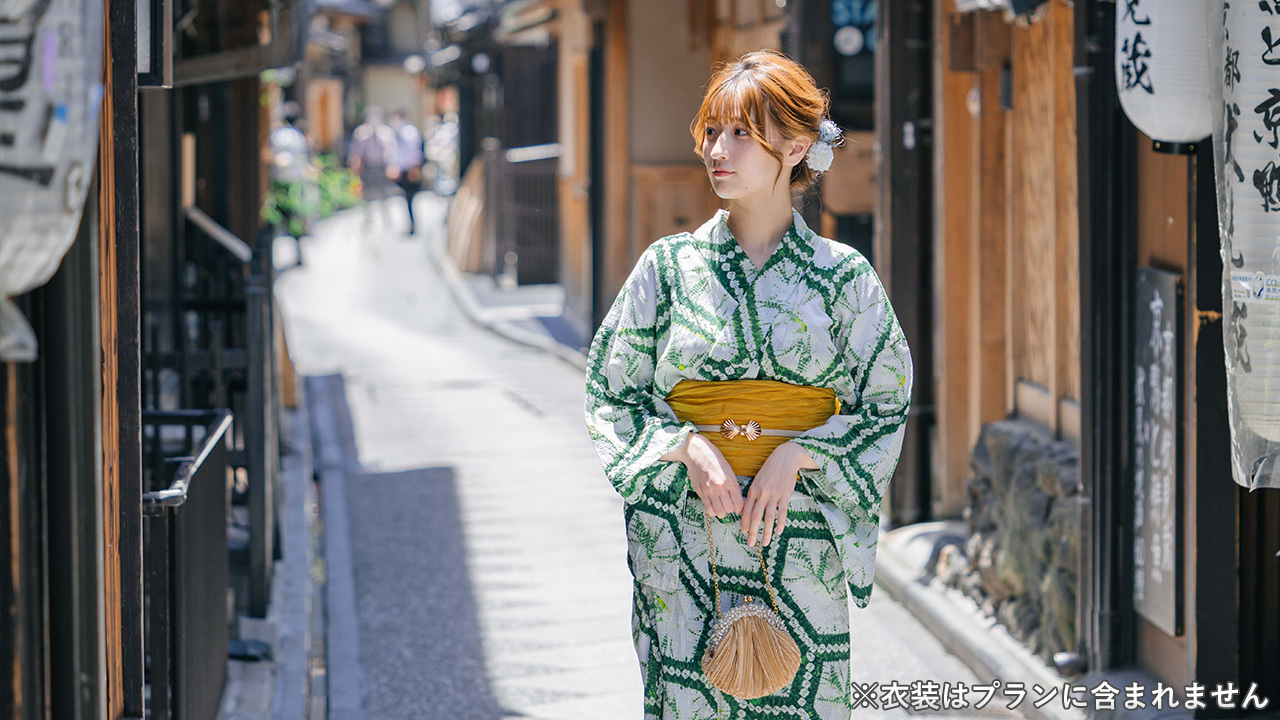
left=703, top=509, right=782, bottom=619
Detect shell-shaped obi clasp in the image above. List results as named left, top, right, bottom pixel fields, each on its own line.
left=720, top=419, right=763, bottom=441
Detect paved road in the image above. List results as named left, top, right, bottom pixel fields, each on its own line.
left=275, top=197, right=1024, bottom=720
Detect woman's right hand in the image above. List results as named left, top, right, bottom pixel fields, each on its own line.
left=670, top=433, right=743, bottom=519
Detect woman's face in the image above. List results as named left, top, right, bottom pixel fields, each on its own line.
left=701, top=117, right=805, bottom=201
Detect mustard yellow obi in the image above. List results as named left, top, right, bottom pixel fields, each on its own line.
left=665, top=379, right=840, bottom=477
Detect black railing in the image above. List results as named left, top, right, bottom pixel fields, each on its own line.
left=143, top=410, right=234, bottom=720
left=143, top=207, right=279, bottom=618
left=483, top=140, right=561, bottom=285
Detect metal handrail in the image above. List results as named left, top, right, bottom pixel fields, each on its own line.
left=505, top=143, right=561, bottom=164
left=142, top=410, right=233, bottom=510
left=184, top=207, right=253, bottom=264
left=142, top=409, right=234, bottom=720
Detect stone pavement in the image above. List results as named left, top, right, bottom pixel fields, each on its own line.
left=274, top=195, right=1027, bottom=720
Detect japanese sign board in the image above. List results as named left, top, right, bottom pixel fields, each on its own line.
left=1132, top=266, right=1184, bottom=637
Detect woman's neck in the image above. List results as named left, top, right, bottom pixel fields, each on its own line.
left=725, top=189, right=795, bottom=267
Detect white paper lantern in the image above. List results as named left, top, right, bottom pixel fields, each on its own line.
left=0, top=0, right=104, bottom=361
left=1213, top=0, right=1280, bottom=488
left=1116, top=0, right=1214, bottom=145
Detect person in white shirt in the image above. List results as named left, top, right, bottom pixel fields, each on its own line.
left=268, top=102, right=317, bottom=264
left=347, top=105, right=399, bottom=233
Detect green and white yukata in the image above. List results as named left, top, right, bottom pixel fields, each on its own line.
left=584, top=208, right=913, bottom=720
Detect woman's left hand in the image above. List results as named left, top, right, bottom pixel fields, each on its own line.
left=741, top=442, right=817, bottom=547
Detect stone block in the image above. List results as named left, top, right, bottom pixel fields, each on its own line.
left=955, top=418, right=1080, bottom=666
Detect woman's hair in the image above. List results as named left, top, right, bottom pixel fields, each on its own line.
left=690, top=50, right=830, bottom=192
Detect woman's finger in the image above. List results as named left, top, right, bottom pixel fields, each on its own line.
left=761, top=503, right=777, bottom=546
left=739, top=495, right=756, bottom=535
left=715, top=488, right=736, bottom=519
left=705, top=491, right=723, bottom=518
left=745, top=496, right=766, bottom=547
left=717, top=489, right=737, bottom=518
left=702, top=498, right=717, bottom=519
left=774, top=499, right=789, bottom=538
left=713, top=452, right=743, bottom=514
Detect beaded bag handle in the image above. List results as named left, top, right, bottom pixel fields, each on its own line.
left=703, top=510, right=782, bottom=618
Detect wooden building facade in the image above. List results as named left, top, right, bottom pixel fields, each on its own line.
left=436, top=0, right=1278, bottom=697
left=923, top=0, right=1279, bottom=701
left=1, top=1, right=301, bottom=718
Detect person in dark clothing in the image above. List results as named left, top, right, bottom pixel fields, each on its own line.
left=389, top=108, right=425, bottom=235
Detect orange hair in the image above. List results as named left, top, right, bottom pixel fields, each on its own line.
left=690, top=50, right=829, bottom=192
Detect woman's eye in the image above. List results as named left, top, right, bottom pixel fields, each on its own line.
left=734, top=128, right=748, bottom=136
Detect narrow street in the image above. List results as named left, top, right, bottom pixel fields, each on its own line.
left=275, top=196, right=1025, bottom=720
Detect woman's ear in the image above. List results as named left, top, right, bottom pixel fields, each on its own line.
left=785, top=135, right=813, bottom=168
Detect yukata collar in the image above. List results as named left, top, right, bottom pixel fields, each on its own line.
left=702, top=207, right=817, bottom=280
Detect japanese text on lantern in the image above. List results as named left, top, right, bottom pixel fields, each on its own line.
left=1121, top=0, right=1154, bottom=94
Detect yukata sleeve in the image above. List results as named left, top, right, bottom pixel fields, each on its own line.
left=584, top=248, right=697, bottom=504
left=789, top=263, right=913, bottom=519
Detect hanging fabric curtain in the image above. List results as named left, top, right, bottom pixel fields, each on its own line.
left=1211, top=0, right=1280, bottom=489
left=1115, top=0, right=1214, bottom=150
left=0, top=0, right=105, bottom=361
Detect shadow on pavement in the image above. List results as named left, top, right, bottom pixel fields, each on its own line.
left=306, top=372, right=507, bottom=720
left=347, top=466, right=508, bottom=720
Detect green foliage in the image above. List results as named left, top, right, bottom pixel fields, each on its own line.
left=261, top=179, right=313, bottom=239
left=315, top=153, right=362, bottom=216
left=260, top=153, right=363, bottom=238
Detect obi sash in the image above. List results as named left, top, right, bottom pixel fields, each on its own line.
left=665, top=379, right=840, bottom=477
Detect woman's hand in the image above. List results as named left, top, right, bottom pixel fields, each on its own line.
left=741, top=442, right=818, bottom=547
left=663, top=433, right=744, bottom=519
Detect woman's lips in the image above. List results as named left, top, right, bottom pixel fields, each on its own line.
left=712, top=169, right=733, bottom=177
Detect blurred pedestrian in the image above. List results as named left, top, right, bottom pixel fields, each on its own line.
left=389, top=108, right=425, bottom=235
left=266, top=101, right=317, bottom=265
left=347, top=105, right=399, bottom=234
left=583, top=50, right=912, bottom=719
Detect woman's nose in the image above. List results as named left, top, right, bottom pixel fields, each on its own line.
left=709, top=135, right=729, bottom=160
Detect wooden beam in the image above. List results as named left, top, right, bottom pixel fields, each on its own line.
left=603, top=0, right=631, bottom=302
left=875, top=0, right=934, bottom=523
left=97, top=5, right=124, bottom=714
left=106, top=0, right=145, bottom=707
left=1052, top=0, right=1080, bottom=411
left=1004, top=41, right=1018, bottom=418
left=3, top=365, right=17, bottom=720
left=558, top=0, right=594, bottom=341
left=969, top=11, right=1010, bottom=433
left=934, top=0, right=975, bottom=517
left=1011, top=16, right=1058, bottom=431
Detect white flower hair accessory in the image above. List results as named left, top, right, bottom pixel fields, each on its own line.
left=806, top=119, right=843, bottom=175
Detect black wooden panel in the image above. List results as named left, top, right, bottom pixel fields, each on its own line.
left=1132, top=266, right=1183, bottom=637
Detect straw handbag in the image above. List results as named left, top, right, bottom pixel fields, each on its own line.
left=699, top=511, right=802, bottom=699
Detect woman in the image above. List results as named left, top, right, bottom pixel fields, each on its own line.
left=584, top=50, right=912, bottom=719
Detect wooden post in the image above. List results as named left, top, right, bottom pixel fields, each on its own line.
left=968, top=11, right=1010, bottom=438
left=933, top=0, right=975, bottom=518
left=2, top=366, right=16, bottom=720
left=875, top=0, right=934, bottom=524
left=1052, top=1, right=1080, bottom=437
left=100, top=0, right=144, bottom=711
left=603, top=0, right=631, bottom=303
left=554, top=0, right=592, bottom=342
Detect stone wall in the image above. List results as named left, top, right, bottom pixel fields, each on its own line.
left=927, top=419, right=1085, bottom=664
